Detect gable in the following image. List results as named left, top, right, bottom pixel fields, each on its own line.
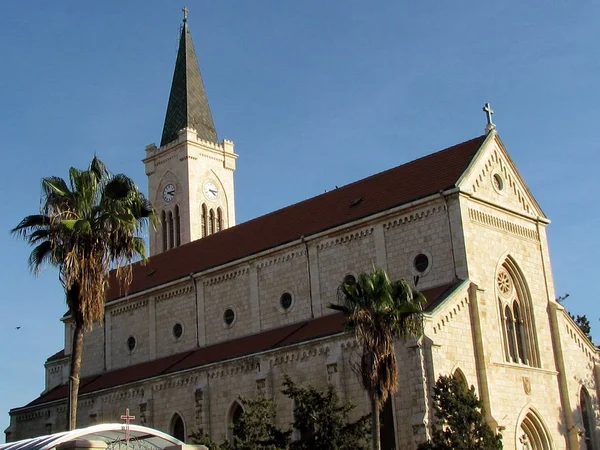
left=457, top=133, right=546, bottom=219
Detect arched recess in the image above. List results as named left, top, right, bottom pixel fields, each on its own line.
left=580, top=386, right=597, bottom=450
left=168, top=211, right=174, bottom=249
left=161, top=210, right=167, bottom=253
left=227, top=400, right=244, bottom=443
left=217, top=207, right=223, bottom=232
left=170, top=412, right=186, bottom=443
left=175, top=205, right=181, bottom=247
left=515, top=408, right=553, bottom=450
left=452, top=368, right=469, bottom=390
left=495, top=255, right=540, bottom=367
left=209, top=209, right=215, bottom=235
left=201, top=204, right=207, bottom=237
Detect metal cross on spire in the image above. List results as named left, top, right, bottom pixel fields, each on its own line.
left=182, top=6, right=188, bottom=22
left=483, top=102, right=496, bottom=133
left=120, top=408, right=136, bottom=443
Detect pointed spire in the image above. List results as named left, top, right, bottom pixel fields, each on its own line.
left=160, top=10, right=218, bottom=147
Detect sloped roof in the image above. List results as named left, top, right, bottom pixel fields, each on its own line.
left=107, top=135, right=485, bottom=303
left=22, top=281, right=461, bottom=411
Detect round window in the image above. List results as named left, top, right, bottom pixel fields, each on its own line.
left=493, top=173, right=504, bottom=191
left=223, top=308, right=235, bottom=326
left=280, top=292, right=293, bottom=311
left=413, top=253, right=429, bottom=273
left=343, top=274, right=356, bottom=285
left=127, top=336, right=136, bottom=353
left=173, top=323, right=183, bottom=339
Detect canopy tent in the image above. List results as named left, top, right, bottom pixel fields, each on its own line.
left=0, top=424, right=183, bottom=450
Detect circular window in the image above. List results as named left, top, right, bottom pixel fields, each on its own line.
left=414, top=253, right=429, bottom=273
left=497, top=270, right=513, bottom=297
left=343, top=274, right=356, bottom=285
left=493, top=173, right=504, bottom=192
left=223, top=308, right=235, bottom=326
left=127, top=336, right=136, bottom=353
left=173, top=323, right=183, bottom=340
left=280, top=292, right=293, bottom=311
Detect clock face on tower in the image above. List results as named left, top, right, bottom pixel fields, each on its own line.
left=203, top=181, right=218, bottom=200
left=163, top=183, right=176, bottom=203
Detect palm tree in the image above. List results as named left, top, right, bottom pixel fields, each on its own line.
left=12, top=157, right=154, bottom=430
left=331, top=268, right=425, bottom=450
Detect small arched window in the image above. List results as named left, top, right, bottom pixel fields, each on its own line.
left=518, top=410, right=552, bottom=450
left=505, top=305, right=517, bottom=363
left=175, top=205, right=181, bottom=247
left=580, top=387, right=596, bottom=450
left=201, top=204, right=207, bottom=237
left=453, top=368, right=468, bottom=390
left=513, top=302, right=526, bottom=364
left=209, top=209, right=215, bottom=235
left=217, top=207, right=223, bottom=232
left=228, top=401, right=244, bottom=443
left=168, top=211, right=174, bottom=249
left=170, top=413, right=185, bottom=442
left=161, top=211, right=167, bottom=253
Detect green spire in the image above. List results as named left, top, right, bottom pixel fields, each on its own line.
left=160, top=11, right=218, bottom=146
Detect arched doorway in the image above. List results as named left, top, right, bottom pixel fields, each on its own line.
left=517, top=410, right=553, bottom=450
left=228, top=401, right=244, bottom=443
left=170, top=413, right=185, bottom=443
left=580, top=387, right=597, bottom=450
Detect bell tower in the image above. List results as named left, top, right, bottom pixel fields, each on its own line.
left=144, top=11, right=238, bottom=256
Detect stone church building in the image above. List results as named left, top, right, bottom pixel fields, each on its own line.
left=6, top=14, right=600, bottom=450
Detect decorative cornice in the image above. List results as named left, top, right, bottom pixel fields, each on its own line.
left=316, top=227, right=374, bottom=250
left=110, top=299, right=149, bottom=317
left=208, top=359, right=259, bottom=379
left=468, top=207, right=538, bottom=241
left=431, top=296, right=469, bottom=335
left=16, top=409, right=50, bottom=423
left=102, top=387, right=145, bottom=404
left=564, top=320, right=598, bottom=364
left=271, top=345, right=330, bottom=366
left=204, top=267, right=249, bottom=286
left=384, top=205, right=442, bottom=230
left=155, top=285, right=194, bottom=303
left=256, top=249, right=306, bottom=269
left=153, top=374, right=199, bottom=391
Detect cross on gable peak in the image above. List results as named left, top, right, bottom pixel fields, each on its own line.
left=483, top=102, right=497, bottom=134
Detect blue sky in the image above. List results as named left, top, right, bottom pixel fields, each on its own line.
left=1, top=0, right=598, bottom=436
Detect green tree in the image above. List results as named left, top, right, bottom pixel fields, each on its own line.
left=330, top=268, right=424, bottom=450
left=189, top=376, right=370, bottom=450
left=569, top=313, right=593, bottom=342
left=12, top=157, right=153, bottom=430
left=417, top=375, right=502, bottom=450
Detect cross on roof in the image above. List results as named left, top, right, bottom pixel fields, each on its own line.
left=182, top=7, right=188, bottom=22
left=120, top=408, right=136, bottom=442
left=483, top=103, right=496, bottom=133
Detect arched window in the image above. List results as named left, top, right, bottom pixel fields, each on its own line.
left=496, top=257, right=539, bottom=367
left=518, top=410, right=552, bottom=450
left=201, top=204, right=207, bottom=237
left=580, top=387, right=596, bottom=450
left=217, top=207, right=223, bottom=232
left=175, top=205, right=181, bottom=247
left=228, top=401, right=244, bottom=443
left=293, top=400, right=316, bottom=442
left=170, top=413, right=185, bottom=442
left=161, top=211, right=167, bottom=253
left=168, top=211, right=174, bottom=249
left=209, top=209, right=215, bottom=235
left=453, top=368, right=468, bottom=390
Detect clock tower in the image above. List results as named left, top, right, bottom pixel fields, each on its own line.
left=144, top=12, right=238, bottom=256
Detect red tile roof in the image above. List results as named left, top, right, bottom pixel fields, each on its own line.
left=107, top=135, right=485, bottom=302
left=46, top=349, right=65, bottom=362
left=24, top=283, right=459, bottom=410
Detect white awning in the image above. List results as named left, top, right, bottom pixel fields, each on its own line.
left=0, top=424, right=183, bottom=450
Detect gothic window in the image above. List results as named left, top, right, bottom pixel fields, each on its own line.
left=580, top=387, right=596, bottom=450
left=170, top=413, right=185, bottom=442
left=175, top=205, right=181, bottom=247
left=161, top=211, right=167, bottom=253
left=201, top=204, right=207, bottom=237
left=518, top=410, right=552, bottom=450
left=168, top=211, right=174, bottom=249
left=453, top=368, right=468, bottom=390
left=209, top=209, right=215, bottom=235
left=228, top=401, right=244, bottom=443
left=217, top=207, right=223, bottom=232
left=496, top=258, right=539, bottom=367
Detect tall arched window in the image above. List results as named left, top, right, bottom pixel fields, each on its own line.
left=170, top=413, right=185, bottom=442
left=228, top=401, right=244, bottom=443
left=496, top=257, right=539, bottom=367
left=453, top=368, right=468, bottom=390
left=168, top=211, right=174, bottom=249
left=217, top=207, right=223, bottom=232
left=161, top=211, right=167, bottom=253
left=201, top=204, right=207, bottom=237
left=518, top=410, right=552, bottom=450
left=209, top=209, right=215, bottom=235
left=580, top=387, right=596, bottom=450
left=175, top=205, right=181, bottom=247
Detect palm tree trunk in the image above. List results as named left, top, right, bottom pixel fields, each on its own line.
left=67, top=323, right=84, bottom=430
left=371, top=392, right=381, bottom=450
